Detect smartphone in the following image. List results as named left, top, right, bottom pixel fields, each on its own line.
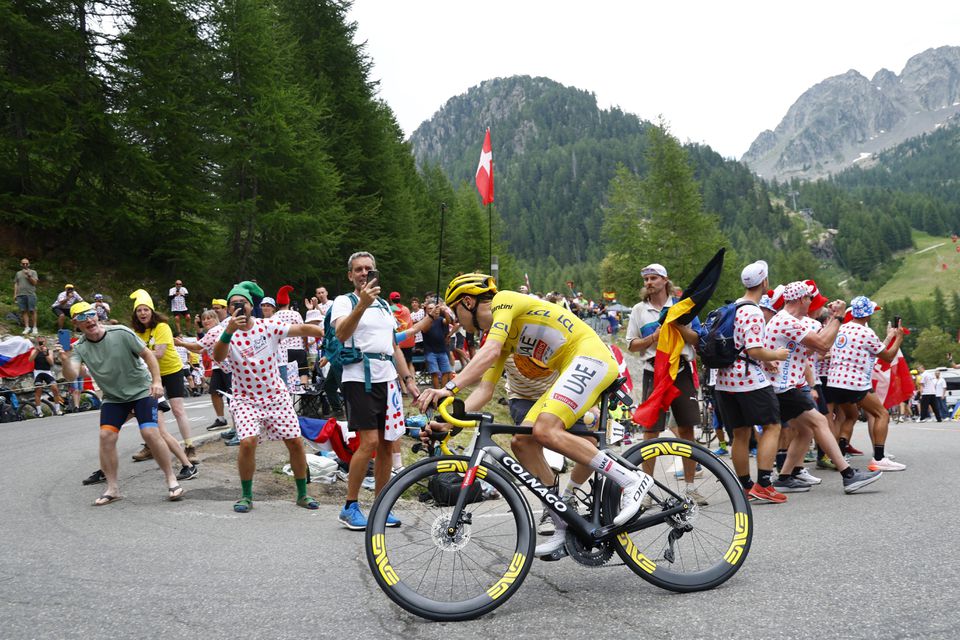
left=232, top=301, right=245, bottom=314
left=367, top=270, right=380, bottom=289
left=57, top=329, right=72, bottom=352
left=894, top=316, right=902, bottom=328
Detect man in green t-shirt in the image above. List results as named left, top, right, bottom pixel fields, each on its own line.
left=56, top=302, right=186, bottom=506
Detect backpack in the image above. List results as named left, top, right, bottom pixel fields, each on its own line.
left=696, top=301, right=759, bottom=369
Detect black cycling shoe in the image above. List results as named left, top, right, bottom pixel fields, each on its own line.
left=82, top=469, right=106, bottom=486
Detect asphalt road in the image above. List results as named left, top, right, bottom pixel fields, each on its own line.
left=3, top=402, right=960, bottom=640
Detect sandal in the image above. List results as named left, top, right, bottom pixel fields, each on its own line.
left=234, top=497, right=253, bottom=513
left=167, top=485, right=184, bottom=501
left=94, top=494, right=122, bottom=506
left=297, top=495, right=319, bottom=510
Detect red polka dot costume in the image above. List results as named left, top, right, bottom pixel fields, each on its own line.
left=210, top=319, right=300, bottom=442
left=764, top=310, right=816, bottom=393
left=715, top=302, right=770, bottom=392
left=827, top=322, right=883, bottom=391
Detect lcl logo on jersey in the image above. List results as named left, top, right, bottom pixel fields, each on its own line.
left=835, top=334, right=848, bottom=349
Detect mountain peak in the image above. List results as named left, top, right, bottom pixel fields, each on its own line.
left=742, top=45, right=960, bottom=181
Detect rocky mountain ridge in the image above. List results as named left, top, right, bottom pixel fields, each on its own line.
left=742, top=46, right=960, bottom=181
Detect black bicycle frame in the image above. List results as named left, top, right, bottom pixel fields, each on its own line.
left=441, top=385, right=689, bottom=544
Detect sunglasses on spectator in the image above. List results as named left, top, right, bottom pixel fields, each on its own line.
left=74, top=311, right=97, bottom=321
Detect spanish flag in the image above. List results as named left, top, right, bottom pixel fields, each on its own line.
left=633, top=249, right=725, bottom=428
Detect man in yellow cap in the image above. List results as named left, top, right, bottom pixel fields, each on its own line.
left=56, top=302, right=186, bottom=505
left=51, top=284, right=83, bottom=330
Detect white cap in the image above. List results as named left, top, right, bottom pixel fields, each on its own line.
left=305, top=309, right=323, bottom=323
left=741, top=260, right=768, bottom=288
left=260, top=296, right=276, bottom=307
left=641, top=263, right=668, bottom=277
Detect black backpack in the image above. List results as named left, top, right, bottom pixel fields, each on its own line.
left=696, top=301, right=759, bottom=369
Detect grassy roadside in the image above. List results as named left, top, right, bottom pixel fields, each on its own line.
left=871, top=230, right=960, bottom=304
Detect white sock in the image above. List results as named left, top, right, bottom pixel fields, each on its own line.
left=588, top=452, right=640, bottom=488
left=392, top=452, right=402, bottom=468
left=685, top=482, right=694, bottom=493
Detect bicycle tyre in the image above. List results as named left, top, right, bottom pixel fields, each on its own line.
left=602, top=437, right=751, bottom=593
left=79, top=391, right=99, bottom=411
left=366, top=455, right=535, bottom=622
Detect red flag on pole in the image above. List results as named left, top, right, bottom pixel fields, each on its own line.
left=475, top=128, right=494, bottom=205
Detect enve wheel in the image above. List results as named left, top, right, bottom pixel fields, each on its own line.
left=365, top=455, right=534, bottom=622
left=602, top=437, right=752, bottom=592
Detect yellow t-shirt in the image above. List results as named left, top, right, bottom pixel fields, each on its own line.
left=136, top=322, right=182, bottom=377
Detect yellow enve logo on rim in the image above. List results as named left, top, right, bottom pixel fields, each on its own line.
left=723, top=512, right=749, bottom=565
left=436, top=460, right=488, bottom=479
left=486, top=553, right=526, bottom=599
left=639, top=441, right=692, bottom=460
left=616, top=533, right=656, bottom=574
left=371, top=534, right=399, bottom=586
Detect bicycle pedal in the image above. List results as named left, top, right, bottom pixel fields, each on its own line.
left=538, top=548, right=568, bottom=562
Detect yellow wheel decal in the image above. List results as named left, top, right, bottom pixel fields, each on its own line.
left=486, top=553, right=526, bottom=600
left=639, top=441, right=692, bottom=460
left=723, top=512, right=750, bottom=565
left=616, top=533, right=656, bottom=574
left=436, top=459, right=487, bottom=479
left=371, top=534, right=399, bottom=586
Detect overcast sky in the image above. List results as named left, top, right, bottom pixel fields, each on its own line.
left=347, top=0, right=960, bottom=159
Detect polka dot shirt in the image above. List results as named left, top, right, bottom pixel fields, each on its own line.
left=210, top=318, right=291, bottom=404
left=827, top=322, right=883, bottom=391
left=715, top=301, right=771, bottom=392
left=764, top=310, right=813, bottom=393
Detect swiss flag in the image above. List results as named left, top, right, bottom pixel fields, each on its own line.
left=475, top=128, right=494, bottom=205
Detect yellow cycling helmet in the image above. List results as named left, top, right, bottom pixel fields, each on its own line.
left=444, top=273, right=497, bottom=307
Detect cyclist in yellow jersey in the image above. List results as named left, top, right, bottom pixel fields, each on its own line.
left=417, top=274, right=654, bottom=554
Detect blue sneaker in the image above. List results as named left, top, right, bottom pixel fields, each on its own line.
left=338, top=503, right=367, bottom=530
left=386, top=511, right=401, bottom=528
left=749, top=448, right=757, bottom=458
left=712, top=447, right=729, bottom=457
left=225, top=434, right=240, bottom=446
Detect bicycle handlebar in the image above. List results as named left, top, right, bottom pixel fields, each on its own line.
left=437, top=397, right=480, bottom=429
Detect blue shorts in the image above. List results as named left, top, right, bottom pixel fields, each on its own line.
left=100, top=396, right=159, bottom=432
left=16, top=294, right=37, bottom=312
left=425, top=351, right=451, bottom=375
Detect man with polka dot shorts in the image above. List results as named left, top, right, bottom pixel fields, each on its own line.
left=211, top=281, right=325, bottom=513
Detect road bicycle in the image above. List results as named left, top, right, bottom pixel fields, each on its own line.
left=695, top=391, right=718, bottom=447
left=365, top=378, right=752, bottom=621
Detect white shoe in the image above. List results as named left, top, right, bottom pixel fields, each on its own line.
left=613, top=473, right=654, bottom=527
left=31, top=327, right=38, bottom=335
left=534, top=530, right=567, bottom=557
left=22, top=326, right=30, bottom=335
left=794, top=468, right=822, bottom=485
left=868, top=457, right=906, bottom=472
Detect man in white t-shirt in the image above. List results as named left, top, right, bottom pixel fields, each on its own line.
left=332, top=252, right=420, bottom=530
left=712, top=260, right=791, bottom=504
left=934, top=370, right=950, bottom=420
left=918, top=366, right=943, bottom=422
left=825, top=296, right=905, bottom=472
left=765, top=281, right=881, bottom=494
left=211, top=281, right=324, bottom=513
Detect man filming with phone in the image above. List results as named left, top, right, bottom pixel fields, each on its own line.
left=210, top=281, right=325, bottom=513
left=331, top=252, right=421, bottom=530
